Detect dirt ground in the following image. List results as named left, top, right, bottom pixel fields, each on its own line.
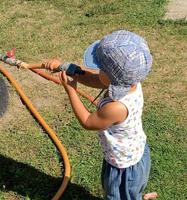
left=165, top=0, right=187, bottom=19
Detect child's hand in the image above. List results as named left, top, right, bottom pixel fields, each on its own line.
left=59, top=71, right=77, bottom=92
left=42, top=59, right=61, bottom=71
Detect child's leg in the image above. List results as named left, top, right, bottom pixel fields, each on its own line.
left=120, top=144, right=151, bottom=200
left=101, top=159, right=123, bottom=200
left=101, top=144, right=151, bottom=200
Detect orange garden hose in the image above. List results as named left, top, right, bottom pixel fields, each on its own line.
left=0, top=55, right=98, bottom=199
left=0, top=56, right=97, bottom=105
left=0, top=64, right=70, bottom=200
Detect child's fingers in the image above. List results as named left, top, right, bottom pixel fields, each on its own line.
left=59, top=71, right=67, bottom=83
left=47, top=60, right=55, bottom=70
left=62, top=71, right=68, bottom=82
left=42, top=60, right=51, bottom=70
left=58, top=72, right=64, bottom=83
left=46, top=62, right=50, bottom=70
left=42, top=59, right=60, bottom=70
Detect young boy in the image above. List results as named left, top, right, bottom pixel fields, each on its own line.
left=43, top=30, right=156, bottom=200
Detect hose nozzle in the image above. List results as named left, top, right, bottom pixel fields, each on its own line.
left=54, top=63, right=85, bottom=76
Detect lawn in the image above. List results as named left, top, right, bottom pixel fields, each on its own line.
left=0, top=0, right=186, bottom=199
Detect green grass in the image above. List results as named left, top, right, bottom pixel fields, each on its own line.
left=143, top=104, right=186, bottom=199
left=0, top=0, right=186, bottom=199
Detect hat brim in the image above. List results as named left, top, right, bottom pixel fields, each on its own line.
left=84, top=40, right=101, bottom=70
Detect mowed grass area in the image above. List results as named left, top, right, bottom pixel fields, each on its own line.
left=0, top=0, right=186, bottom=199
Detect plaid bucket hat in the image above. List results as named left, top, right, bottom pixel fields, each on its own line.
left=84, top=30, right=152, bottom=100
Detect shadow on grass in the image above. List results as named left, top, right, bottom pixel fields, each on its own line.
left=0, top=155, right=102, bottom=200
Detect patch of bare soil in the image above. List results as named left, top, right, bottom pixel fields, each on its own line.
left=0, top=66, right=65, bottom=130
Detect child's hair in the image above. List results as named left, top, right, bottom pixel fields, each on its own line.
left=84, top=30, right=152, bottom=100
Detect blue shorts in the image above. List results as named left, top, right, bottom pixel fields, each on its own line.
left=101, top=144, right=151, bottom=200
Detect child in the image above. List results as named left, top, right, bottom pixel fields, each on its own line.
left=43, top=30, right=156, bottom=200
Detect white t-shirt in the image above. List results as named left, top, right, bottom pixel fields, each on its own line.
left=97, top=82, right=146, bottom=168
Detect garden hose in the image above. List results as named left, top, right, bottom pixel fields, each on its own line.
left=0, top=64, right=70, bottom=200
left=0, top=53, right=98, bottom=199
left=0, top=53, right=97, bottom=105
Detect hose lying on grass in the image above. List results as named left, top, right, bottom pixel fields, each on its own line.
left=0, top=51, right=98, bottom=199
left=0, top=64, right=70, bottom=200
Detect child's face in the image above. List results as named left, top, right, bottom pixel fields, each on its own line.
left=99, top=70, right=111, bottom=87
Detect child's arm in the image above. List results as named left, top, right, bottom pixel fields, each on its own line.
left=60, top=72, right=127, bottom=130
left=73, top=70, right=106, bottom=89
left=42, top=59, right=106, bottom=89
